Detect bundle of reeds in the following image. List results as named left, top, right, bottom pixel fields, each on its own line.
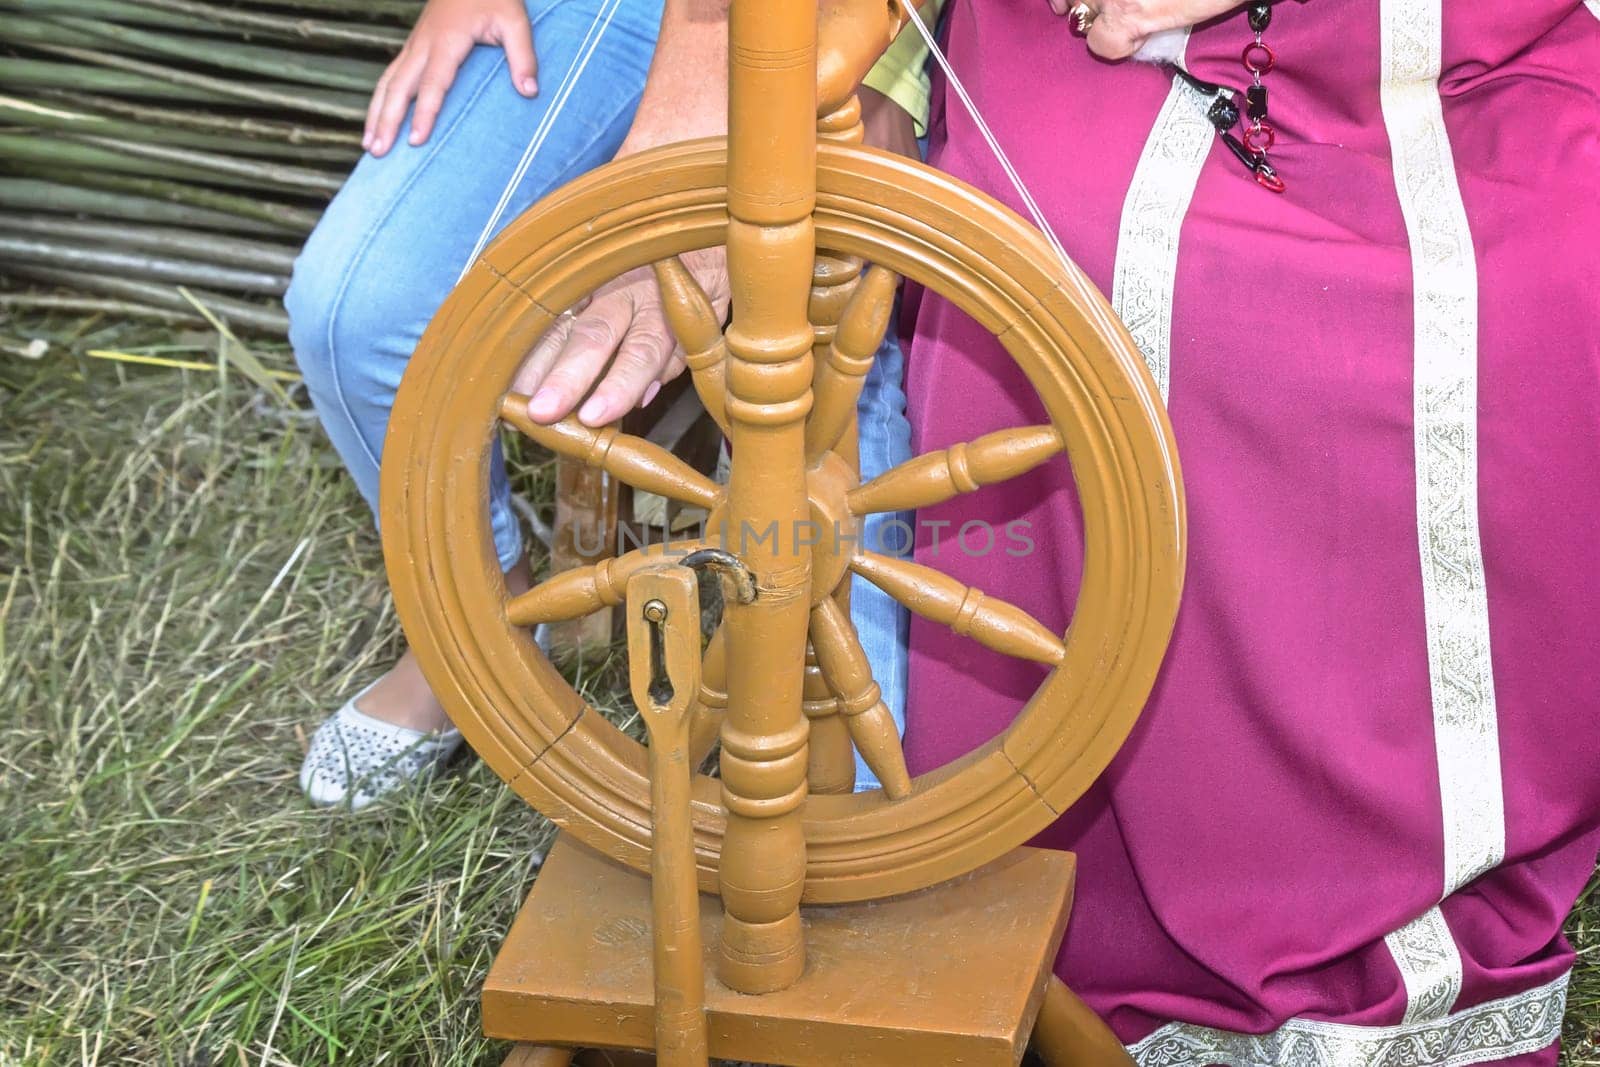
left=0, top=0, right=416, bottom=334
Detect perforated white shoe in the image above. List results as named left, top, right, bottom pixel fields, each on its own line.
left=298, top=686, right=463, bottom=810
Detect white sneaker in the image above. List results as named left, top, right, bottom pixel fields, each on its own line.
left=298, top=686, right=463, bottom=810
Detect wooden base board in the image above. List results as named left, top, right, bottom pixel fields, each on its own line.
left=484, top=835, right=1076, bottom=1066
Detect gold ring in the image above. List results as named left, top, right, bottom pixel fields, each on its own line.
left=1068, top=2, right=1097, bottom=35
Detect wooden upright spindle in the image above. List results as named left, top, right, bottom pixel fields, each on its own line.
left=816, top=92, right=864, bottom=146
left=715, top=0, right=818, bottom=996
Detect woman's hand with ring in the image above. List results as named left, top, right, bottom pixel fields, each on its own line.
left=1046, top=0, right=1248, bottom=60
left=511, top=249, right=730, bottom=427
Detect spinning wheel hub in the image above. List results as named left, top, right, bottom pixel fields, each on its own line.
left=703, top=449, right=860, bottom=608
left=803, top=450, right=862, bottom=606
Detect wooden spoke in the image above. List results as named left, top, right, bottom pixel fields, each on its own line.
left=803, top=646, right=855, bottom=795
left=808, top=252, right=864, bottom=353
left=652, top=256, right=730, bottom=435
left=849, top=551, right=1066, bottom=668
left=807, top=597, right=912, bottom=799
left=688, top=625, right=727, bottom=767
left=500, top=394, right=720, bottom=510
left=505, top=540, right=707, bottom=627
left=805, top=265, right=898, bottom=464
left=847, top=425, right=1063, bottom=516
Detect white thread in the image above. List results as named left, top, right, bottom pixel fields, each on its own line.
left=468, top=0, right=1087, bottom=307
left=891, top=0, right=1095, bottom=307
left=458, top=0, right=626, bottom=281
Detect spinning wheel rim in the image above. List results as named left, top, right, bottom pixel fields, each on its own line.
left=381, top=140, right=1185, bottom=905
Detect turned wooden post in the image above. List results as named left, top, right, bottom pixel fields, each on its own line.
left=546, top=458, right=619, bottom=659
left=715, top=0, right=818, bottom=995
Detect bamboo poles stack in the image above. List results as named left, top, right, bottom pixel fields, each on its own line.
left=0, top=0, right=414, bottom=333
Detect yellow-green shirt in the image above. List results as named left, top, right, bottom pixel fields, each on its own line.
left=861, top=0, right=945, bottom=136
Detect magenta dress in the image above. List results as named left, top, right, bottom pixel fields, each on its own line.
left=901, top=2, right=1600, bottom=1062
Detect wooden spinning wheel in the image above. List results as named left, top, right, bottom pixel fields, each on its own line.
left=380, top=0, right=1183, bottom=1060
left=382, top=137, right=1183, bottom=890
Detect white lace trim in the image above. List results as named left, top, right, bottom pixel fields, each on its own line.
left=1386, top=906, right=1465, bottom=1024
left=1377, top=0, right=1504, bottom=1023
left=1585, top=0, right=1599, bottom=21
left=1110, top=45, right=1213, bottom=402
left=1381, top=0, right=1504, bottom=903
left=1126, top=969, right=1569, bottom=1067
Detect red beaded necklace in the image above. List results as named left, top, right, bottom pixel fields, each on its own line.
left=1175, top=2, right=1286, bottom=193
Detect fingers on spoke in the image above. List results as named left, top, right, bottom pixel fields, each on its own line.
left=808, top=597, right=912, bottom=799
left=848, top=425, right=1063, bottom=515
left=501, top=393, right=720, bottom=509
left=652, top=257, right=730, bottom=435
left=806, top=265, right=898, bottom=462
left=849, top=551, right=1066, bottom=668
left=505, top=539, right=707, bottom=627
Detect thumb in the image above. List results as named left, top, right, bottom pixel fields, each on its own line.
left=498, top=14, right=538, bottom=96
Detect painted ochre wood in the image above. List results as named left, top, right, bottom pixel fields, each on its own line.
left=801, top=251, right=868, bottom=799
left=712, top=0, right=822, bottom=992
left=626, top=568, right=711, bottom=1064
left=484, top=835, right=1077, bottom=1066
left=380, top=141, right=1184, bottom=903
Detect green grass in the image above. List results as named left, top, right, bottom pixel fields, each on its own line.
left=0, top=312, right=1596, bottom=1066
left=0, top=313, right=623, bottom=1066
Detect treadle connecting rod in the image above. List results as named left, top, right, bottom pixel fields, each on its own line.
left=627, top=567, right=711, bottom=1067
left=717, top=0, right=820, bottom=996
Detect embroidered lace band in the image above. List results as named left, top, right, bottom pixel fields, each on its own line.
left=1126, top=969, right=1569, bottom=1067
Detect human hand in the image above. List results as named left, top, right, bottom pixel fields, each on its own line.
left=519, top=91, right=917, bottom=431
left=365, top=0, right=538, bottom=156
left=506, top=0, right=731, bottom=427
left=1045, top=0, right=1245, bottom=60
left=512, top=248, right=731, bottom=427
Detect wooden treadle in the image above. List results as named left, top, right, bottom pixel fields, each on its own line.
left=484, top=835, right=1076, bottom=1067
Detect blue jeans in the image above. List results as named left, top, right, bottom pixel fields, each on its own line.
left=287, top=0, right=664, bottom=572
left=285, top=0, right=912, bottom=789
left=851, top=324, right=913, bottom=791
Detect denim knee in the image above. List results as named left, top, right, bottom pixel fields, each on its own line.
left=286, top=220, right=426, bottom=495
left=287, top=224, right=523, bottom=571
left=283, top=243, right=335, bottom=402
left=289, top=238, right=405, bottom=410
